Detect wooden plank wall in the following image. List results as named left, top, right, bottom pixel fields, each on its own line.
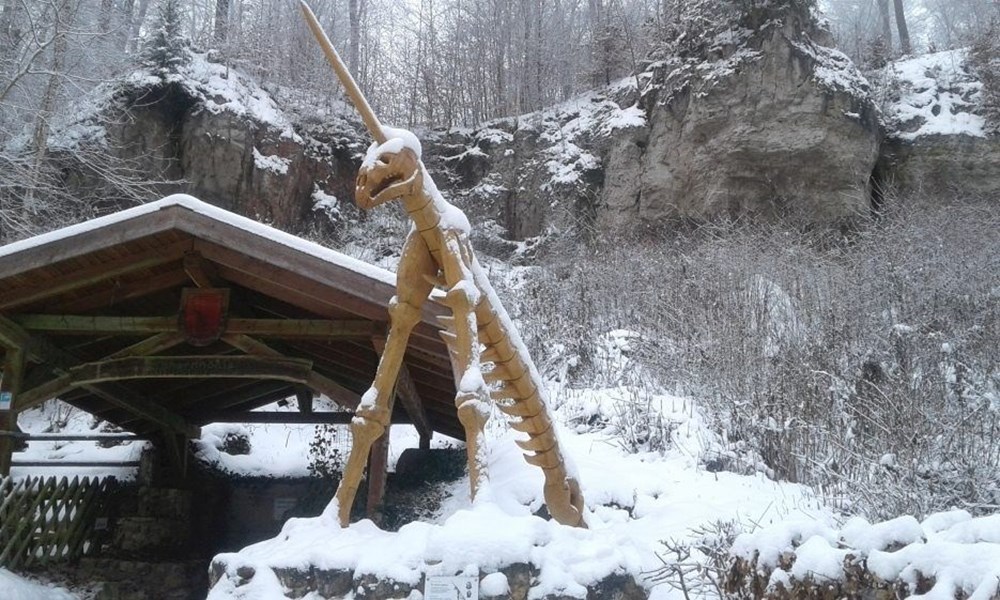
left=0, top=475, right=118, bottom=569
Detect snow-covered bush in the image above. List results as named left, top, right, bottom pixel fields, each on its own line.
left=308, top=425, right=348, bottom=480
left=515, top=191, right=999, bottom=519
left=220, top=431, right=251, bottom=455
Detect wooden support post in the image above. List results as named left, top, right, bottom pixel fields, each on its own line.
left=366, top=427, right=389, bottom=521
left=0, top=348, right=24, bottom=476
left=162, top=431, right=190, bottom=482
left=296, top=386, right=314, bottom=414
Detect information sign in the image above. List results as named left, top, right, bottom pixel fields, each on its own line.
left=424, top=575, right=479, bottom=600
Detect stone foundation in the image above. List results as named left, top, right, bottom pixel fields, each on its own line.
left=209, top=560, right=649, bottom=600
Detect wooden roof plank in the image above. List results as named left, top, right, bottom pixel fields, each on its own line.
left=0, top=239, right=193, bottom=311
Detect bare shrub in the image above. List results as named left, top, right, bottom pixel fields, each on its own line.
left=515, top=193, right=1000, bottom=518
left=650, top=520, right=747, bottom=600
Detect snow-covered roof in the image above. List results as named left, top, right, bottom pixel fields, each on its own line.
left=0, top=195, right=461, bottom=439
left=0, top=194, right=393, bottom=287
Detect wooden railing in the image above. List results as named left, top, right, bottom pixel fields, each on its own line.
left=0, top=475, right=118, bottom=569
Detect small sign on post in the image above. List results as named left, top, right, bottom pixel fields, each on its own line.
left=0, top=391, right=12, bottom=411
left=424, top=575, right=479, bottom=600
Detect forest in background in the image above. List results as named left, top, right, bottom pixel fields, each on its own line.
left=1, top=0, right=996, bottom=136
left=1, top=0, right=996, bottom=243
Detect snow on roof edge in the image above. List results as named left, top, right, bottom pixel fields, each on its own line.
left=0, top=194, right=397, bottom=287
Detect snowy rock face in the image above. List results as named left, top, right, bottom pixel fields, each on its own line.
left=628, top=10, right=880, bottom=223
left=424, top=8, right=880, bottom=237
left=879, top=50, right=1000, bottom=200
left=71, top=53, right=364, bottom=232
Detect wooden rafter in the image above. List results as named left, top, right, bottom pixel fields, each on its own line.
left=50, top=269, right=190, bottom=314
left=183, top=250, right=222, bottom=288
left=0, top=240, right=192, bottom=311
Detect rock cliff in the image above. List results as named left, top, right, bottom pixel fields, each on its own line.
left=45, top=16, right=996, bottom=244
left=423, top=5, right=882, bottom=239
left=878, top=49, right=1000, bottom=202
left=54, top=51, right=365, bottom=234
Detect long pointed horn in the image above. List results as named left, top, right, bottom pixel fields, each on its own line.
left=299, top=0, right=387, bottom=144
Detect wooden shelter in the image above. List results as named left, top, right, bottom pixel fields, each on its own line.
left=0, top=195, right=459, bottom=509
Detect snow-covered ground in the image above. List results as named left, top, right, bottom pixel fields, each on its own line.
left=12, top=380, right=829, bottom=599
left=886, top=49, right=986, bottom=140
left=206, top=382, right=831, bottom=600
left=12, top=401, right=148, bottom=482
left=0, top=568, right=77, bottom=600
left=732, top=511, right=1000, bottom=598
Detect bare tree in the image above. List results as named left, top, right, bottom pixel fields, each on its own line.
left=892, top=0, right=911, bottom=54
left=348, top=0, right=362, bottom=75
left=215, top=0, right=230, bottom=42
left=877, top=0, right=892, bottom=52
left=128, top=0, right=152, bottom=53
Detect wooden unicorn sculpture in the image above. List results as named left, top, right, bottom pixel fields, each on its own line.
left=299, top=1, right=586, bottom=528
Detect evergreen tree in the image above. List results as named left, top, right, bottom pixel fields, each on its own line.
left=141, top=0, right=190, bottom=74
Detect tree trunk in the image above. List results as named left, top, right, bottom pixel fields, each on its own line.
left=893, top=0, right=911, bottom=54
left=0, top=0, right=20, bottom=51
left=128, top=0, right=152, bottom=54
left=877, top=0, right=892, bottom=53
left=121, top=0, right=134, bottom=50
left=214, top=0, right=229, bottom=42
left=100, top=0, right=113, bottom=32
left=27, top=0, right=74, bottom=213
left=348, top=0, right=361, bottom=76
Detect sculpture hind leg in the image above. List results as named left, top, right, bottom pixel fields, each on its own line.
left=333, top=230, right=436, bottom=526
left=439, top=232, right=492, bottom=498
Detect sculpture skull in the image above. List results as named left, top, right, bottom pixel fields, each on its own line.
left=356, top=147, right=423, bottom=210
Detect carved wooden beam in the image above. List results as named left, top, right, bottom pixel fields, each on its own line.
left=221, top=333, right=361, bottom=409
left=12, top=314, right=381, bottom=339
left=0, top=315, right=198, bottom=437
left=69, top=355, right=314, bottom=383
left=196, top=411, right=398, bottom=425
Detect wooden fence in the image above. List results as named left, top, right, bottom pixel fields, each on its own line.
left=0, top=475, right=118, bottom=569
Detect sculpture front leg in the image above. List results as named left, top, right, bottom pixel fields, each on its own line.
left=439, top=233, right=492, bottom=499
left=333, top=231, right=435, bottom=526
